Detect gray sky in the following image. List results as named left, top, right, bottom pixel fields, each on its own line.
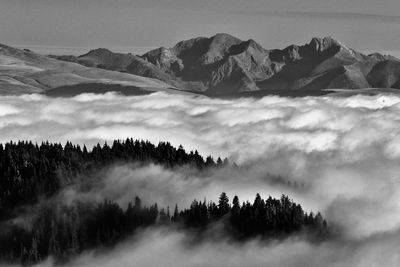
left=1, top=0, right=400, bottom=56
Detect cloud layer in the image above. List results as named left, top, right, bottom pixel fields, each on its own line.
left=1, top=92, right=400, bottom=266
left=33, top=227, right=400, bottom=267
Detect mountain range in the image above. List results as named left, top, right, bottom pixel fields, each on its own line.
left=1, top=33, right=400, bottom=96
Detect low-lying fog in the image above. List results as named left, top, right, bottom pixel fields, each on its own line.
left=1, top=92, right=400, bottom=266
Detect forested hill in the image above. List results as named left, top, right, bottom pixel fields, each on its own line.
left=0, top=139, right=227, bottom=211
left=0, top=139, right=329, bottom=266
left=0, top=192, right=328, bottom=265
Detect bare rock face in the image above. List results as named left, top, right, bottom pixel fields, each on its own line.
left=308, top=37, right=340, bottom=53
left=141, top=33, right=275, bottom=94
left=142, top=47, right=183, bottom=73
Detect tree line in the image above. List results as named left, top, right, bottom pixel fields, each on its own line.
left=0, top=193, right=328, bottom=265
left=0, top=139, right=227, bottom=213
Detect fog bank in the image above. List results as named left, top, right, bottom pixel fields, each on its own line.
left=1, top=92, right=400, bottom=266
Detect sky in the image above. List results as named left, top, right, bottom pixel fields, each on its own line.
left=1, top=0, right=400, bottom=56
left=0, top=0, right=400, bottom=55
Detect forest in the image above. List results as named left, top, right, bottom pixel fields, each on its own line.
left=0, top=140, right=328, bottom=265
left=0, top=139, right=227, bottom=212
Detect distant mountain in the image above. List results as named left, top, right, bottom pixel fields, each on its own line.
left=142, top=34, right=400, bottom=95
left=50, top=48, right=203, bottom=91
left=2, top=34, right=400, bottom=96
left=0, top=43, right=175, bottom=95
left=51, top=49, right=178, bottom=85
left=52, top=33, right=399, bottom=96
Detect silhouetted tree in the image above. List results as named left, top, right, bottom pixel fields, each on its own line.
left=218, top=192, right=230, bottom=217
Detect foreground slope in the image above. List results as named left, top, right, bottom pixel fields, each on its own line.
left=0, top=43, right=174, bottom=95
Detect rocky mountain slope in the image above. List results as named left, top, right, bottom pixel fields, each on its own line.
left=52, top=33, right=400, bottom=96
left=143, top=34, right=400, bottom=95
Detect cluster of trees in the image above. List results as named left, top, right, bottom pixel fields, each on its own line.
left=0, top=197, right=160, bottom=264
left=177, top=193, right=328, bottom=238
left=0, top=193, right=328, bottom=265
left=0, top=139, right=227, bottom=213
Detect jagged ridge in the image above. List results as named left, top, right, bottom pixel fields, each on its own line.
left=2, top=33, right=400, bottom=96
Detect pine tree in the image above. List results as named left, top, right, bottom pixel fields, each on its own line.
left=172, top=204, right=179, bottom=222
left=218, top=192, right=230, bottom=216
left=231, top=195, right=240, bottom=226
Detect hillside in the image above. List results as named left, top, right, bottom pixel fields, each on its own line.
left=0, top=43, right=175, bottom=95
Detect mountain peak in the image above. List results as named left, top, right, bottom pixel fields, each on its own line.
left=210, top=33, right=241, bottom=42
left=244, top=39, right=264, bottom=50
left=208, top=33, right=242, bottom=50
left=308, top=36, right=342, bottom=52
left=80, top=48, right=114, bottom=58
left=206, top=33, right=242, bottom=53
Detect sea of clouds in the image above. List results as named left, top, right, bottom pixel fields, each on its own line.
left=1, top=92, right=400, bottom=266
